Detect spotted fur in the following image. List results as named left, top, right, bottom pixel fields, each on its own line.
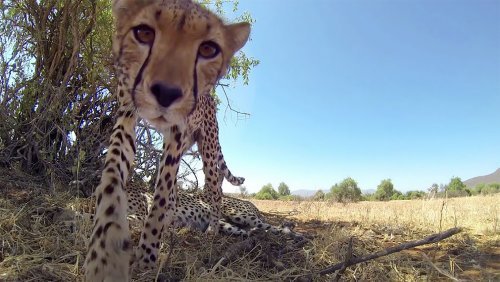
left=126, top=183, right=296, bottom=237
left=84, top=0, right=250, bottom=280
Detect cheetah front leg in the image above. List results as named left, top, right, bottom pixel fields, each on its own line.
left=199, top=136, right=223, bottom=235
left=135, top=125, right=187, bottom=269
left=84, top=112, right=137, bottom=282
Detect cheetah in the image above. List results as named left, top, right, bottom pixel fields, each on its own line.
left=84, top=0, right=250, bottom=280
left=66, top=184, right=296, bottom=237
left=125, top=183, right=299, bottom=237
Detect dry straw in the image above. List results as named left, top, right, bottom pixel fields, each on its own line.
left=1, top=169, right=498, bottom=281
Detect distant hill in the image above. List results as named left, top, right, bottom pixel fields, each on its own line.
left=362, top=189, right=376, bottom=195
left=291, top=189, right=316, bottom=197
left=464, top=168, right=500, bottom=188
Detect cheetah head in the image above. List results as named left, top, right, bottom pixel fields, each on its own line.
left=112, top=0, right=250, bottom=129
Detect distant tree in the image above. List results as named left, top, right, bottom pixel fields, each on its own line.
left=473, top=183, right=486, bottom=195
left=255, top=183, right=279, bottom=200
left=277, top=182, right=291, bottom=196
left=446, top=177, right=470, bottom=197
left=481, top=183, right=500, bottom=195
left=405, top=190, right=426, bottom=200
left=329, top=177, right=362, bottom=203
left=447, top=177, right=466, bottom=191
left=439, top=184, right=448, bottom=192
left=428, top=183, right=439, bottom=197
left=239, top=185, right=248, bottom=198
left=374, top=179, right=395, bottom=201
left=313, top=190, right=325, bottom=201
left=362, top=193, right=375, bottom=201
left=390, top=190, right=404, bottom=200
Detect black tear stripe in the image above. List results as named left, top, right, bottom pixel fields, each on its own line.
left=189, top=56, right=199, bottom=115
left=212, top=61, right=224, bottom=92
left=132, top=44, right=153, bottom=101
left=116, top=35, right=127, bottom=67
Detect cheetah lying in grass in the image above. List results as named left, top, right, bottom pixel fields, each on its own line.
left=126, top=183, right=300, bottom=237
left=63, top=183, right=301, bottom=238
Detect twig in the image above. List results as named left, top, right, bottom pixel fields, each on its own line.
left=218, top=83, right=250, bottom=119
left=181, top=158, right=198, bottom=189
left=421, top=253, right=460, bottom=281
left=333, top=237, right=353, bottom=282
left=280, top=238, right=310, bottom=255
left=317, top=227, right=462, bottom=276
left=212, top=235, right=259, bottom=268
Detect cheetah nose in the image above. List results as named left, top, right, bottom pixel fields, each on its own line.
left=150, top=83, right=182, bottom=108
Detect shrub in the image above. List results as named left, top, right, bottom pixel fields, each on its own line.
left=255, top=183, right=279, bottom=200
left=329, top=177, right=362, bottom=203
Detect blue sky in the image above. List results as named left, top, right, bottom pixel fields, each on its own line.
left=215, top=0, right=500, bottom=194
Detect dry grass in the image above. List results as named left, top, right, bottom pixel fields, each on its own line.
left=0, top=169, right=498, bottom=281
left=251, top=195, right=500, bottom=236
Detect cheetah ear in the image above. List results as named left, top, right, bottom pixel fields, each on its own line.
left=225, top=22, right=251, bottom=55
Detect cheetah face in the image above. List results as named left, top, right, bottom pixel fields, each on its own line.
left=112, top=0, right=250, bottom=129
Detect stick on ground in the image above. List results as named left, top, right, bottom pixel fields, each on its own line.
left=318, top=227, right=462, bottom=276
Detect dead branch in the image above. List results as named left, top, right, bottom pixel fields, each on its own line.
left=212, top=235, right=259, bottom=268
left=279, top=238, right=310, bottom=257
left=317, top=227, right=462, bottom=276
left=180, top=158, right=199, bottom=189
left=218, top=83, right=250, bottom=120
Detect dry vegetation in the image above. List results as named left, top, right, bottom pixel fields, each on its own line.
left=0, top=168, right=498, bottom=281
left=251, top=196, right=499, bottom=236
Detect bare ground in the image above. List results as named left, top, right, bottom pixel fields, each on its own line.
left=0, top=168, right=498, bottom=281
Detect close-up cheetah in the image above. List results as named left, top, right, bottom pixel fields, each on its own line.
left=84, top=0, right=250, bottom=280
left=1, top=0, right=496, bottom=281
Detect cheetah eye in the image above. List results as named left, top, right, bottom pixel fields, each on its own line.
left=133, top=25, right=155, bottom=45
left=198, top=41, right=220, bottom=59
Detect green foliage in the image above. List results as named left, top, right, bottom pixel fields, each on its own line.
left=404, top=190, right=426, bottom=200
left=473, top=183, right=500, bottom=195
left=313, top=190, right=326, bottom=201
left=255, top=183, right=279, bottom=200
left=473, top=183, right=486, bottom=195
left=447, top=177, right=466, bottom=191
left=390, top=190, right=404, bottom=200
left=445, top=177, right=469, bottom=198
left=374, top=179, right=395, bottom=201
left=329, top=177, right=362, bottom=203
left=254, top=192, right=275, bottom=200
left=361, top=193, right=374, bottom=201
left=482, top=183, right=500, bottom=194
left=278, top=195, right=299, bottom=201
left=277, top=182, right=291, bottom=196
